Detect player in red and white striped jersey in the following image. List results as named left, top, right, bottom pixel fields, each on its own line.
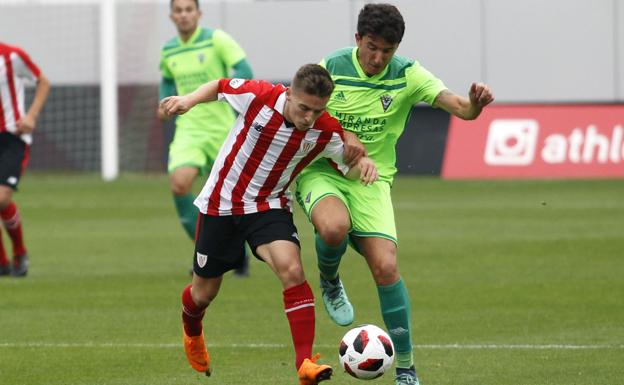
left=160, top=64, right=377, bottom=384
left=0, top=42, right=50, bottom=276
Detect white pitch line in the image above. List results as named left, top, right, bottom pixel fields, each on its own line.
left=0, top=342, right=622, bottom=350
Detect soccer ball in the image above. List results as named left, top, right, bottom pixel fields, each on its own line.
left=338, top=324, right=394, bottom=380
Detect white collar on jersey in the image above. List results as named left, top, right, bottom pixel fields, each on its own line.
left=274, top=91, right=287, bottom=115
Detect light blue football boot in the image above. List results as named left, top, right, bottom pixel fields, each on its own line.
left=395, top=366, right=420, bottom=385
left=319, top=275, right=354, bottom=326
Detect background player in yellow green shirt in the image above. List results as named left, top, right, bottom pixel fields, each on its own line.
left=295, top=4, right=494, bottom=385
left=158, top=0, right=253, bottom=276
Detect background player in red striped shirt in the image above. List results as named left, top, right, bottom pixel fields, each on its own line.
left=0, top=42, right=50, bottom=277
left=160, top=64, right=377, bottom=384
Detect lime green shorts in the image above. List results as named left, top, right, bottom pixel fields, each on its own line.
left=167, top=130, right=224, bottom=175
left=295, top=170, right=397, bottom=244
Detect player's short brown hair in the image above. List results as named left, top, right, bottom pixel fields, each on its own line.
left=170, top=0, right=199, bottom=9
left=291, top=64, right=335, bottom=98
left=357, top=3, right=405, bottom=44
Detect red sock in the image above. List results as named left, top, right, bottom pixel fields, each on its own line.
left=0, top=229, right=8, bottom=266
left=1, top=202, right=26, bottom=257
left=283, top=281, right=315, bottom=369
left=182, top=284, right=205, bottom=336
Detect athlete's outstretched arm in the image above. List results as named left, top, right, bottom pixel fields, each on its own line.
left=159, top=80, right=220, bottom=117
left=433, top=82, right=494, bottom=120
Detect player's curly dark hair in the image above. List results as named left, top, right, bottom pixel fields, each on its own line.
left=170, top=0, right=199, bottom=9
left=357, top=3, right=405, bottom=44
left=292, top=64, right=335, bottom=98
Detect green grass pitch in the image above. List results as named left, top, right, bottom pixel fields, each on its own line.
left=0, top=174, right=622, bottom=385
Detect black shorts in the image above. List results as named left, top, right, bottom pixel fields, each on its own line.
left=193, top=209, right=301, bottom=278
left=0, top=132, right=29, bottom=190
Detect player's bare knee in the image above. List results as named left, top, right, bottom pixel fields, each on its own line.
left=279, top=264, right=305, bottom=287
left=0, top=190, right=12, bottom=210
left=371, top=261, right=399, bottom=285
left=316, top=220, right=349, bottom=246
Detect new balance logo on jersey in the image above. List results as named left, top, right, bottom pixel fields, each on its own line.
left=229, top=78, right=244, bottom=89
left=251, top=122, right=264, bottom=132
left=333, top=91, right=347, bottom=102
left=380, top=95, right=393, bottom=112
left=197, top=53, right=205, bottom=64
left=305, top=192, right=311, bottom=204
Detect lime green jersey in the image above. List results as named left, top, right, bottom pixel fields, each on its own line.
left=159, top=27, right=246, bottom=138
left=306, top=47, right=447, bottom=183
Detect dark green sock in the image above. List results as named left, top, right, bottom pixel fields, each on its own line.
left=315, top=233, right=347, bottom=280
left=173, top=193, right=198, bottom=240
left=377, top=278, right=414, bottom=369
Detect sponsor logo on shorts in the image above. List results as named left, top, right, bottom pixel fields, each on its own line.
left=196, top=252, right=208, bottom=268
left=291, top=232, right=299, bottom=241
left=229, top=78, right=244, bottom=89
left=7, top=176, right=18, bottom=186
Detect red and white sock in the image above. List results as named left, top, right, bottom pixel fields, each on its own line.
left=283, top=281, right=315, bottom=369
left=182, top=284, right=206, bottom=337
left=1, top=202, right=26, bottom=257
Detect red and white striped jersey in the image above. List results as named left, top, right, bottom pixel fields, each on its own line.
left=0, top=43, right=41, bottom=145
left=194, top=78, right=349, bottom=216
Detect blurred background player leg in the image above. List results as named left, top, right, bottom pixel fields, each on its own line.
left=0, top=200, right=29, bottom=277
left=0, top=228, right=9, bottom=276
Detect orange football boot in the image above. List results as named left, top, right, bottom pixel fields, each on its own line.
left=183, top=329, right=211, bottom=376
left=298, top=353, right=333, bottom=385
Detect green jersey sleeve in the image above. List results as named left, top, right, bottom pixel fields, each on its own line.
left=213, top=29, right=247, bottom=69
left=406, top=61, right=447, bottom=106
left=159, top=52, right=173, bottom=80
left=159, top=77, right=177, bottom=99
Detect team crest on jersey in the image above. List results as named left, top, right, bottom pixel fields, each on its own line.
left=251, top=122, right=264, bottom=132
left=380, top=94, right=393, bottom=112
left=196, top=252, right=208, bottom=268
left=333, top=91, right=347, bottom=102
left=197, top=53, right=205, bottom=64
left=300, top=140, right=315, bottom=153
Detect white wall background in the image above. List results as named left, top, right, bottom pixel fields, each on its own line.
left=1, top=0, right=623, bottom=102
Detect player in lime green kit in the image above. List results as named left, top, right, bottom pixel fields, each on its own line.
left=158, top=0, right=253, bottom=276
left=295, top=4, right=494, bottom=385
